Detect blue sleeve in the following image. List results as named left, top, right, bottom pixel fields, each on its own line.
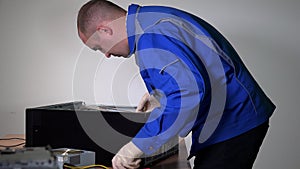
left=132, top=33, right=204, bottom=155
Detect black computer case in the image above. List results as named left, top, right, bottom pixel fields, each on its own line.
left=25, top=101, right=178, bottom=167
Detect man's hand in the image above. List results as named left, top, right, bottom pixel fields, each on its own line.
left=136, top=93, right=160, bottom=112
left=112, top=141, right=143, bottom=169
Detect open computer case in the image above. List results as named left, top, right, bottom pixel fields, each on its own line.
left=25, top=101, right=178, bottom=167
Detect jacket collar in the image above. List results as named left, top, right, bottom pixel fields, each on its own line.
left=126, top=4, right=140, bottom=56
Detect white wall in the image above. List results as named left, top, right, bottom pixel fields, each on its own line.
left=0, top=0, right=299, bottom=168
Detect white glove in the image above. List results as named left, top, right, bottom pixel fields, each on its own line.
left=112, top=141, right=143, bottom=169
left=136, top=93, right=160, bottom=112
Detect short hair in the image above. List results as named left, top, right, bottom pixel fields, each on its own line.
left=77, top=0, right=126, bottom=36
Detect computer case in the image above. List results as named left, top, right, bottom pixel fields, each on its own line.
left=25, top=101, right=178, bottom=167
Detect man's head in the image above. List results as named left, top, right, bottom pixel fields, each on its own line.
left=77, top=0, right=129, bottom=58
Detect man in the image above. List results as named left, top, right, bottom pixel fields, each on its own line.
left=77, top=0, right=276, bottom=169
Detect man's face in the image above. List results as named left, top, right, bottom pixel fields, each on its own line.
left=79, top=27, right=130, bottom=58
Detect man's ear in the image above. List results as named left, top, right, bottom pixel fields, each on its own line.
left=96, top=25, right=113, bottom=35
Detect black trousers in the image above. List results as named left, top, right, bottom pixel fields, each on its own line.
left=194, top=121, right=269, bottom=169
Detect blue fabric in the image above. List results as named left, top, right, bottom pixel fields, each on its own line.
left=126, top=4, right=276, bottom=156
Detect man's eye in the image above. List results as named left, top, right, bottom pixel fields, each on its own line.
left=92, top=47, right=103, bottom=53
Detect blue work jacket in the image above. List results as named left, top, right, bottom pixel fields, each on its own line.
left=126, top=4, right=275, bottom=157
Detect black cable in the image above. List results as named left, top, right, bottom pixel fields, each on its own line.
left=0, top=137, right=25, bottom=141
left=0, top=137, right=26, bottom=148
left=0, top=142, right=25, bottom=148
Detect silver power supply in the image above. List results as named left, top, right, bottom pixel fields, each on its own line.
left=52, top=148, right=95, bottom=169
